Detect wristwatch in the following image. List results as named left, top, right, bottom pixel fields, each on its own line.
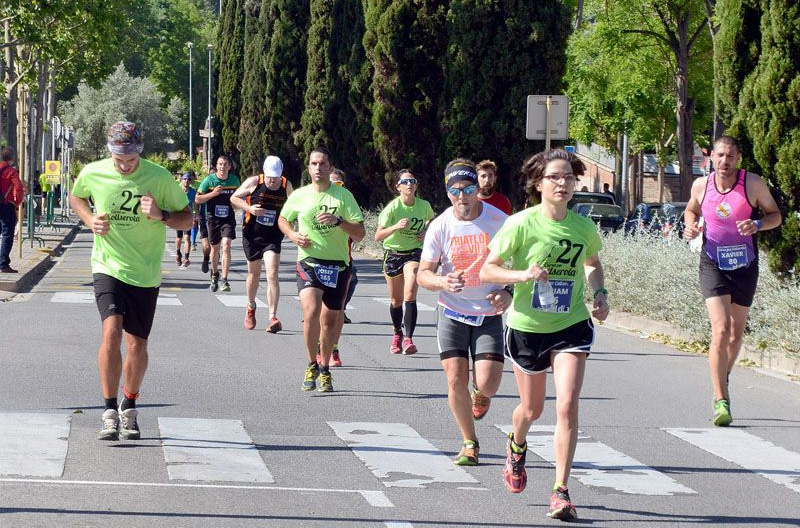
left=161, top=210, right=171, bottom=223
left=334, top=216, right=343, bottom=226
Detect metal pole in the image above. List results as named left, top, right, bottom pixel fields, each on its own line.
left=621, top=131, right=629, bottom=215
left=545, top=95, right=552, bottom=151
left=187, top=42, right=193, bottom=163
left=207, top=44, right=213, bottom=168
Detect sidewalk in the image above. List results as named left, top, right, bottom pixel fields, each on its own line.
left=0, top=211, right=81, bottom=300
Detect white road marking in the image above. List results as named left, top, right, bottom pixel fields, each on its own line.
left=0, top=413, right=70, bottom=477
left=329, top=422, right=480, bottom=488
left=157, top=293, right=182, bottom=306
left=158, top=417, right=274, bottom=483
left=498, top=425, right=695, bottom=496
left=51, top=291, right=94, bottom=303
left=0, top=478, right=392, bottom=507
left=384, top=522, right=414, bottom=528
left=371, top=298, right=435, bottom=312
left=665, top=428, right=800, bottom=494
left=215, top=295, right=268, bottom=308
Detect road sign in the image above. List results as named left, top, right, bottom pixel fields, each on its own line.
left=44, top=160, right=61, bottom=185
left=199, top=129, right=215, bottom=138
left=526, top=95, right=569, bottom=141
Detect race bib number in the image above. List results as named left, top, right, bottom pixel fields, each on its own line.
left=717, top=244, right=748, bottom=271
left=214, top=205, right=230, bottom=218
left=314, top=265, right=339, bottom=288
left=256, top=210, right=277, bottom=226
left=442, top=307, right=485, bottom=326
left=531, top=280, right=573, bottom=313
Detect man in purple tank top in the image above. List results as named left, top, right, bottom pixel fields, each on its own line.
left=683, top=136, right=781, bottom=427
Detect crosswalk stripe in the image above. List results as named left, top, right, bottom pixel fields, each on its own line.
left=0, top=413, right=70, bottom=477
left=664, top=428, right=800, bottom=494
left=371, top=298, right=436, bottom=312
left=328, top=422, right=479, bottom=488
left=156, top=293, right=182, bottom=306
left=50, top=291, right=183, bottom=306
left=498, top=425, right=695, bottom=496
left=215, top=295, right=268, bottom=308
left=158, top=417, right=274, bottom=483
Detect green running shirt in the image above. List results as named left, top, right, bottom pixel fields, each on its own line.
left=488, top=205, right=602, bottom=333
left=72, top=158, right=189, bottom=287
left=198, top=172, right=240, bottom=220
left=280, top=184, right=364, bottom=264
left=378, top=196, right=435, bottom=251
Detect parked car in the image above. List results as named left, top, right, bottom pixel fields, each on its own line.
left=567, top=191, right=616, bottom=210
left=572, top=203, right=625, bottom=233
left=624, top=202, right=663, bottom=234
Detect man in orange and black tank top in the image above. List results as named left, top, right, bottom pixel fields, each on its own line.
left=683, top=136, right=781, bottom=427
left=231, top=156, right=294, bottom=333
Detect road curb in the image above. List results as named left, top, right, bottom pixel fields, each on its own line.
left=0, top=225, right=81, bottom=294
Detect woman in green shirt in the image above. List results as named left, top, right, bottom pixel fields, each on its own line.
left=375, top=169, right=435, bottom=355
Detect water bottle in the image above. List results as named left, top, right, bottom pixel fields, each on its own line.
left=538, top=279, right=557, bottom=312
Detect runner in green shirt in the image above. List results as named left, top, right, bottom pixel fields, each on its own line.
left=70, top=121, right=192, bottom=443
left=480, top=149, right=609, bottom=521
left=375, top=169, right=435, bottom=355
left=279, top=146, right=365, bottom=393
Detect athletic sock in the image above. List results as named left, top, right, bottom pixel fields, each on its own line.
left=403, top=301, right=417, bottom=337
left=389, top=305, right=403, bottom=334
left=104, top=398, right=118, bottom=411
left=553, top=481, right=567, bottom=492
left=120, top=387, right=138, bottom=411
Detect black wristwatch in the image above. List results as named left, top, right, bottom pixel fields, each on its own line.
left=161, top=210, right=171, bottom=223
left=334, top=216, right=343, bottom=226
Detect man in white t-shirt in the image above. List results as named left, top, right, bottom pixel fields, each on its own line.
left=417, top=158, right=511, bottom=467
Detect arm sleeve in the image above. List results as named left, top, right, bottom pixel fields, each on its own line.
left=163, top=178, right=190, bottom=212
left=487, top=222, right=518, bottom=262
left=71, top=170, right=91, bottom=199
left=280, top=192, right=298, bottom=222
left=343, top=192, right=364, bottom=222
left=377, top=202, right=393, bottom=228
left=420, top=220, right=442, bottom=263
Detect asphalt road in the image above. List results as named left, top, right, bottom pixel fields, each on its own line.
left=1, top=228, right=798, bottom=528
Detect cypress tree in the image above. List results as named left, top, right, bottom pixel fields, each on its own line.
left=364, top=0, right=449, bottom=204
left=442, top=1, right=571, bottom=195
left=216, top=0, right=247, bottom=157
left=299, top=0, right=335, bottom=159
left=238, top=0, right=273, bottom=176
left=263, top=0, right=311, bottom=185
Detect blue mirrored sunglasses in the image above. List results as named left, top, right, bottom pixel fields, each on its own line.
left=398, top=178, right=417, bottom=185
left=447, top=184, right=478, bottom=197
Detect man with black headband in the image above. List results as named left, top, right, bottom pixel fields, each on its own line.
left=417, top=158, right=511, bottom=466
left=70, top=121, right=192, bottom=441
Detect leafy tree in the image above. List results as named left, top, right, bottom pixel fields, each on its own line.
left=299, top=0, right=335, bottom=158
left=58, top=64, right=174, bottom=161
left=216, top=0, right=247, bottom=156
left=262, top=0, right=310, bottom=184
left=238, top=0, right=273, bottom=176
left=364, top=0, right=448, bottom=203
left=443, top=0, right=572, bottom=201
left=716, top=0, right=800, bottom=274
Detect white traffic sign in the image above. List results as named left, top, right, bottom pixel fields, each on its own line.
left=526, top=95, right=569, bottom=141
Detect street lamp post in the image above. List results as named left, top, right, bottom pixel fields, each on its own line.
left=187, top=42, right=193, bottom=163
left=207, top=43, right=213, bottom=169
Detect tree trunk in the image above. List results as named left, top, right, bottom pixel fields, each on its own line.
left=675, top=12, right=695, bottom=201
left=4, top=20, right=18, bottom=153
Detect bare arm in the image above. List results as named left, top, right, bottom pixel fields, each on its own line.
left=375, top=218, right=408, bottom=242
left=584, top=253, right=609, bottom=321
left=230, top=176, right=259, bottom=213
left=417, top=258, right=467, bottom=293
left=683, top=176, right=707, bottom=241
left=479, top=252, right=546, bottom=284
left=278, top=215, right=310, bottom=248
left=70, top=193, right=109, bottom=235
left=194, top=186, right=221, bottom=204
left=740, top=173, right=782, bottom=235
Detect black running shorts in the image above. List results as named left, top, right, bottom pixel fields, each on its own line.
left=296, top=258, right=352, bottom=310
left=505, top=319, right=594, bottom=374
left=242, top=231, right=284, bottom=261
left=437, top=310, right=505, bottom=362
left=382, top=248, right=423, bottom=278
left=206, top=217, right=236, bottom=245
left=699, top=251, right=759, bottom=307
left=93, top=273, right=160, bottom=339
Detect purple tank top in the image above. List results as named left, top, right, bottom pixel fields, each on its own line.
left=701, top=169, right=755, bottom=270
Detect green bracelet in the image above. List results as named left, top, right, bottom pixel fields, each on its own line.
left=593, top=287, right=608, bottom=298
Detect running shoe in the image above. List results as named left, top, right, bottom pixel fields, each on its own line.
left=201, top=256, right=210, bottom=274
left=267, top=317, right=282, bottom=334
left=175, top=253, right=182, bottom=266
left=244, top=305, right=256, bottom=330
left=401, top=337, right=417, bottom=355
left=302, top=363, right=320, bottom=391
left=390, top=333, right=403, bottom=354
left=118, top=408, right=141, bottom=440
left=221, top=279, right=231, bottom=292
left=331, top=347, right=342, bottom=367
left=453, top=440, right=479, bottom=466
left=471, top=388, right=491, bottom=420
left=182, top=258, right=190, bottom=268
left=210, top=272, right=219, bottom=292
left=713, top=398, right=732, bottom=426
left=318, top=371, right=334, bottom=392
left=98, top=409, right=119, bottom=441
left=547, top=486, right=577, bottom=520
left=503, top=432, right=527, bottom=493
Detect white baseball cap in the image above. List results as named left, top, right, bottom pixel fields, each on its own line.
left=263, top=155, right=283, bottom=178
